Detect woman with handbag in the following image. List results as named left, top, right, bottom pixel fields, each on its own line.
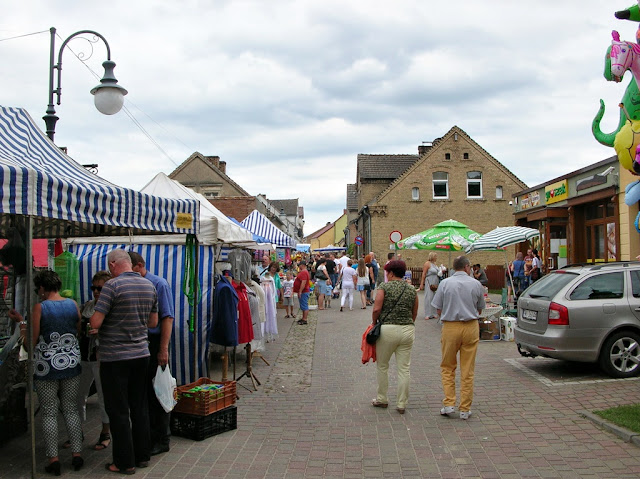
left=371, top=260, right=418, bottom=414
left=314, top=258, right=332, bottom=310
left=356, top=258, right=371, bottom=309
left=419, top=252, right=440, bottom=320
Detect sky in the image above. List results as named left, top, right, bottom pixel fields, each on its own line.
left=1, top=1, right=637, bottom=235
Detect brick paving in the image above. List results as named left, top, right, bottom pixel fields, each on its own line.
left=2, top=294, right=640, bottom=478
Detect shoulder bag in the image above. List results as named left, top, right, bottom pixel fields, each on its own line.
left=366, top=283, right=409, bottom=345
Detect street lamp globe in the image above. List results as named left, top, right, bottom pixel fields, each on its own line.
left=90, top=60, right=128, bottom=115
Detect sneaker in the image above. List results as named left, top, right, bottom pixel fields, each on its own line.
left=459, top=411, right=472, bottom=420
left=440, top=406, right=455, bottom=416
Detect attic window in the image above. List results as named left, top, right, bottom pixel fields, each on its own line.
left=445, top=153, right=451, bottom=160
left=463, top=153, right=469, bottom=159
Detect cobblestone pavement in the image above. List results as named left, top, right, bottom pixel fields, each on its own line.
left=3, top=294, right=640, bottom=478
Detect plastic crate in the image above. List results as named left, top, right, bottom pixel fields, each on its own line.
left=173, top=378, right=236, bottom=416
left=170, top=406, right=237, bottom=441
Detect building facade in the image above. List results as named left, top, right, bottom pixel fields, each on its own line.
left=352, top=127, right=527, bottom=269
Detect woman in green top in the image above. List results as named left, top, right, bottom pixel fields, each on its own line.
left=371, top=260, right=418, bottom=414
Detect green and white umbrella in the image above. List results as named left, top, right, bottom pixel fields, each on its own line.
left=395, top=219, right=481, bottom=251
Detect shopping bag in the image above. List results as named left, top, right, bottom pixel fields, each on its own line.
left=333, top=280, right=341, bottom=295
left=152, top=365, right=177, bottom=413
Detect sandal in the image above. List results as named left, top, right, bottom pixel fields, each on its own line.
left=297, top=319, right=308, bottom=325
left=105, top=463, right=135, bottom=475
left=94, top=432, right=111, bottom=451
left=371, top=399, right=388, bottom=408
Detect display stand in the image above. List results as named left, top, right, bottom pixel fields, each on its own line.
left=236, top=343, right=260, bottom=391
left=220, top=349, right=229, bottom=382
left=252, top=350, right=270, bottom=366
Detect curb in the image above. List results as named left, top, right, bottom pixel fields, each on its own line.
left=580, top=410, right=640, bottom=446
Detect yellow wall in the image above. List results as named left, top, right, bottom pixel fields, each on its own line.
left=333, top=214, right=347, bottom=245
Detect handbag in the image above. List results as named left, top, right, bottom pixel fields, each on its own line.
left=333, top=280, right=341, bottom=294
left=429, top=283, right=438, bottom=292
left=365, top=283, right=409, bottom=345
left=315, top=270, right=328, bottom=281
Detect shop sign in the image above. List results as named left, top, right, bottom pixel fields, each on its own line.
left=545, top=180, right=568, bottom=205
left=520, top=191, right=540, bottom=210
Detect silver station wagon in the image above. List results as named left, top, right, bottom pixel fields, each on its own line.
left=515, top=262, right=640, bottom=378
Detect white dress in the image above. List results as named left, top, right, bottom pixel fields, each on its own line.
left=260, top=274, right=278, bottom=341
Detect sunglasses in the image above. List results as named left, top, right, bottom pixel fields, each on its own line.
left=91, top=286, right=103, bottom=292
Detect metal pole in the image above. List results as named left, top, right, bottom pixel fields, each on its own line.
left=43, top=27, right=58, bottom=141
left=25, top=216, right=35, bottom=479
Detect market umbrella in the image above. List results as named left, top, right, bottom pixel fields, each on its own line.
left=465, top=226, right=540, bottom=302
left=395, top=219, right=481, bottom=252
left=464, top=226, right=540, bottom=253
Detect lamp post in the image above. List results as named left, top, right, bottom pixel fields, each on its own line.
left=43, top=27, right=127, bottom=142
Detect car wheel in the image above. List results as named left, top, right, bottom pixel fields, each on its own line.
left=599, top=330, right=640, bottom=378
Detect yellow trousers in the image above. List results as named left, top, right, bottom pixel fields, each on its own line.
left=376, top=324, right=415, bottom=409
left=440, top=320, right=479, bottom=412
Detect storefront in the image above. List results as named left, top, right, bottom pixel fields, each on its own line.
left=512, top=156, right=630, bottom=270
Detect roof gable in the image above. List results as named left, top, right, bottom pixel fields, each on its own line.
left=269, top=198, right=299, bottom=216
left=169, top=151, right=250, bottom=196
left=357, top=154, right=418, bottom=181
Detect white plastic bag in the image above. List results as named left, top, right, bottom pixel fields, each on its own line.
left=152, top=365, right=177, bottom=413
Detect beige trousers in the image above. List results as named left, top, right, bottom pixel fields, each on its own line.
left=375, top=324, right=415, bottom=409
left=440, top=320, right=479, bottom=412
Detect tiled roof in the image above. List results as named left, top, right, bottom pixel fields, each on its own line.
left=346, top=184, right=358, bottom=211
left=357, top=154, right=418, bottom=180
left=307, top=222, right=334, bottom=239
left=269, top=199, right=299, bottom=216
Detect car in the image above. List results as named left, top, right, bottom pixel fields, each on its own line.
left=515, top=261, right=640, bottom=378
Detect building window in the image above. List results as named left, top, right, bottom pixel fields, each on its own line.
left=445, top=153, right=451, bottom=160
left=496, top=186, right=503, bottom=199
left=412, top=187, right=420, bottom=200
left=467, top=171, right=482, bottom=198
left=433, top=172, right=449, bottom=199
left=203, top=191, right=219, bottom=198
left=463, top=152, right=469, bottom=159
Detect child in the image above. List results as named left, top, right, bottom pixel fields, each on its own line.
left=282, top=271, right=295, bottom=318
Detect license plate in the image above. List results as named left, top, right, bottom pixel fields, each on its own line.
left=522, top=309, right=537, bottom=321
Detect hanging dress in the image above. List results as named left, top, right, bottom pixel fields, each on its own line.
left=233, top=280, right=254, bottom=344
left=261, top=274, right=278, bottom=341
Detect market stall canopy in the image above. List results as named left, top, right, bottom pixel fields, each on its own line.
left=139, top=173, right=255, bottom=246
left=241, top=209, right=295, bottom=248
left=395, top=219, right=481, bottom=251
left=313, top=245, right=347, bottom=252
left=227, top=216, right=273, bottom=248
left=0, top=106, right=199, bottom=237
left=465, top=226, right=540, bottom=253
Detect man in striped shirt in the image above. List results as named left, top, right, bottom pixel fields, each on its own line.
left=90, top=249, right=158, bottom=474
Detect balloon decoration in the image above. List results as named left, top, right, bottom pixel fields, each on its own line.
left=593, top=3, right=640, bottom=231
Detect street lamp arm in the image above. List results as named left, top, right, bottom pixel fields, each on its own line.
left=43, top=27, right=126, bottom=142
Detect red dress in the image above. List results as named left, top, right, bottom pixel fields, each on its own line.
left=233, top=280, right=254, bottom=344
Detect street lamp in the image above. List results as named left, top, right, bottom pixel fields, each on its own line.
left=43, top=27, right=128, bottom=142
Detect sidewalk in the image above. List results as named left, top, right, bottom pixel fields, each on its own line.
left=3, top=292, right=640, bottom=478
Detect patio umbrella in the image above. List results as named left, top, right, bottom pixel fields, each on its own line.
left=464, top=226, right=540, bottom=253
left=465, top=226, right=540, bottom=303
left=395, top=219, right=481, bottom=251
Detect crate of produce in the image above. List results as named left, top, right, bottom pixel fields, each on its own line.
left=173, top=378, right=236, bottom=416
left=170, top=406, right=237, bottom=441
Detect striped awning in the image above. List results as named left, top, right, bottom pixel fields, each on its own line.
left=0, top=106, right=199, bottom=237
left=465, top=226, right=540, bottom=253
left=241, top=209, right=295, bottom=248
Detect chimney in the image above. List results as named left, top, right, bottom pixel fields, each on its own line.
left=418, top=142, right=432, bottom=157
left=219, top=160, right=226, bottom=174
left=205, top=155, right=222, bottom=170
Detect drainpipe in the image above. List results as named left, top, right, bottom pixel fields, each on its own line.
left=363, top=205, right=371, bottom=255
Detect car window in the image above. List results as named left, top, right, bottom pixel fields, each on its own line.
left=521, top=272, right=578, bottom=300
left=569, top=272, right=624, bottom=300
left=631, top=270, right=640, bottom=298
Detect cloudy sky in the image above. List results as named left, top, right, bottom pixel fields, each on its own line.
left=1, top=1, right=635, bottom=235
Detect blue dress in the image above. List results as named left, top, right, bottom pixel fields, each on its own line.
left=35, top=299, right=81, bottom=380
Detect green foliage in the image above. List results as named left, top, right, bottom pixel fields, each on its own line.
left=594, top=404, right=640, bottom=434
left=347, top=243, right=355, bottom=257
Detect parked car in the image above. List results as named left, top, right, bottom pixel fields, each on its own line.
left=515, top=262, right=640, bottom=378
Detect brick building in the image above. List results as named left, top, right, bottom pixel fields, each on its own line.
left=351, top=126, right=527, bottom=269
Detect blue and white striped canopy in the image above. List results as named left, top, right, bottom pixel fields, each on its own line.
left=0, top=106, right=199, bottom=236
left=241, top=209, right=295, bottom=248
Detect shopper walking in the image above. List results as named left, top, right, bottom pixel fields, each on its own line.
left=431, top=255, right=485, bottom=420
left=338, top=259, right=357, bottom=311
left=356, top=258, right=370, bottom=309
left=370, top=260, right=418, bottom=414
left=419, top=252, right=440, bottom=320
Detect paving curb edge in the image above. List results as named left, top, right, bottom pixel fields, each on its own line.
left=580, top=410, right=640, bottom=446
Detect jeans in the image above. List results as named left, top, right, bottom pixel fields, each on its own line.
left=101, top=357, right=150, bottom=469
left=440, top=320, right=479, bottom=412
